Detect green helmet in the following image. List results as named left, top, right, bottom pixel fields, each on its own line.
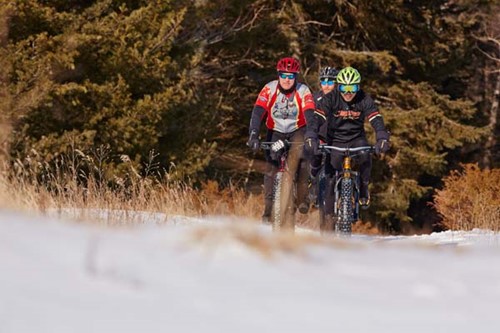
left=336, top=67, right=361, bottom=85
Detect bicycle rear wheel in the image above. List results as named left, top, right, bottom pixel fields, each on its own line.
left=317, top=167, right=334, bottom=232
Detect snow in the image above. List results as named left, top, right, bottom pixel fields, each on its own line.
left=1, top=209, right=500, bottom=332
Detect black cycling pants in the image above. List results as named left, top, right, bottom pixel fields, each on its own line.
left=323, top=137, right=372, bottom=215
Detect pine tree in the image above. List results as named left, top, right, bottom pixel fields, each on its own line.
left=2, top=0, right=197, bottom=178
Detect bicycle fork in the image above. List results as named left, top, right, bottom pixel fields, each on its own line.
left=333, top=156, right=361, bottom=222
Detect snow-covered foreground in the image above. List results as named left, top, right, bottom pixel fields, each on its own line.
left=1, top=210, right=500, bottom=333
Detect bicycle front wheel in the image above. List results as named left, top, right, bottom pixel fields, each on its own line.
left=336, top=177, right=355, bottom=235
left=272, top=171, right=295, bottom=232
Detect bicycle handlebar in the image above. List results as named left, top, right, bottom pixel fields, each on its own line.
left=260, top=141, right=284, bottom=150
left=259, top=142, right=372, bottom=154
left=260, top=140, right=304, bottom=150
left=319, top=145, right=374, bottom=154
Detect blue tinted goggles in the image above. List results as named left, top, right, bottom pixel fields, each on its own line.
left=278, top=72, right=297, bottom=80
left=320, top=78, right=335, bottom=86
left=339, top=84, right=360, bottom=94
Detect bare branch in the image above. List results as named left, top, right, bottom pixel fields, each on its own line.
left=475, top=45, right=500, bottom=63
left=472, top=33, right=500, bottom=47
left=472, top=32, right=500, bottom=62
left=296, top=20, right=331, bottom=27
left=377, top=95, right=396, bottom=103
left=205, top=3, right=268, bottom=46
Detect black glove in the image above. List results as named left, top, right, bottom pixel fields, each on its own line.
left=304, top=137, right=319, bottom=156
left=247, top=129, right=260, bottom=153
left=375, top=131, right=390, bottom=156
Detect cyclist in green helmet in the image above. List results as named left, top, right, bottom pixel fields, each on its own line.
left=304, top=66, right=390, bottom=220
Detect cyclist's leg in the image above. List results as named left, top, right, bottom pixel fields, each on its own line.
left=262, top=130, right=278, bottom=222
left=323, top=173, right=335, bottom=216
left=308, top=154, right=322, bottom=207
left=297, top=149, right=312, bottom=214
left=263, top=166, right=274, bottom=222
left=324, top=151, right=343, bottom=216
left=310, top=153, right=322, bottom=178
left=351, top=137, right=372, bottom=206
left=288, top=129, right=311, bottom=214
left=359, top=155, right=372, bottom=198
left=296, top=158, right=310, bottom=213
left=314, top=121, right=328, bottom=177
left=320, top=151, right=343, bottom=231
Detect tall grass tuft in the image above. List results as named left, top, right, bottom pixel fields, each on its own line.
left=434, top=164, right=500, bottom=231
left=0, top=147, right=263, bottom=226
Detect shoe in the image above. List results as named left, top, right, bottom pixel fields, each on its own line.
left=262, top=199, right=272, bottom=223
left=359, top=196, right=370, bottom=210
left=298, top=202, right=310, bottom=214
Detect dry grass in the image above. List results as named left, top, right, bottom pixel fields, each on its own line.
left=0, top=148, right=384, bottom=233
left=0, top=150, right=263, bottom=226
left=189, top=223, right=358, bottom=259
left=434, top=164, right=500, bottom=231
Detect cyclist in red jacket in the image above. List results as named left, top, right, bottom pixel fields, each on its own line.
left=247, top=57, right=316, bottom=222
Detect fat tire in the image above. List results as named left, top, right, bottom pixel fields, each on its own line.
left=317, top=167, right=332, bottom=232
left=272, top=171, right=296, bottom=232
left=271, top=172, right=283, bottom=232
left=335, top=177, right=354, bottom=235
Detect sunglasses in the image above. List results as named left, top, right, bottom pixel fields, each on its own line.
left=320, top=78, right=335, bottom=86
left=339, top=84, right=360, bottom=94
left=278, top=73, right=296, bottom=80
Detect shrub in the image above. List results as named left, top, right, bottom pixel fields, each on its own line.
left=434, top=164, right=500, bottom=231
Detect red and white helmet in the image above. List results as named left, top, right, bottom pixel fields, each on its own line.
left=276, top=57, right=300, bottom=73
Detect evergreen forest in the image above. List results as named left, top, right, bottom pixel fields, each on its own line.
left=0, top=0, right=498, bottom=233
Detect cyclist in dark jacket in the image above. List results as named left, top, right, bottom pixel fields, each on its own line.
left=308, top=66, right=338, bottom=206
left=304, top=66, right=390, bottom=215
left=247, top=57, right=316, bottom=222
left=311, top=66, right=339, bottom=177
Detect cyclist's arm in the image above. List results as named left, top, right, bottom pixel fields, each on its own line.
left=363, top=94, right=389, bottom=138
left=249, top=105, right=267, bottom=135
left=297, top=84, right=316, bottom=126
left=307, top=92, right=333, bottom=137
left=249, top=85, right=271, bottom=135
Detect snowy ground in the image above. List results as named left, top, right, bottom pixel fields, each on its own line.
left=1, top=209, right=500, bottom=333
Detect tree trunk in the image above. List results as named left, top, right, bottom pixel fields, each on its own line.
left=482, top=66, right=500, bottom=169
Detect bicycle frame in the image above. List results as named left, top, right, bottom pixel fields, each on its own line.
left=318, top=145, right=374, bottom=235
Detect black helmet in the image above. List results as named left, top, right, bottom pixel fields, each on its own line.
left=319, top=66, right=339, bottom=80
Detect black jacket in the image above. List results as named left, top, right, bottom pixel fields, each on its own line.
left=308, top=88, right=389, bottom=143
